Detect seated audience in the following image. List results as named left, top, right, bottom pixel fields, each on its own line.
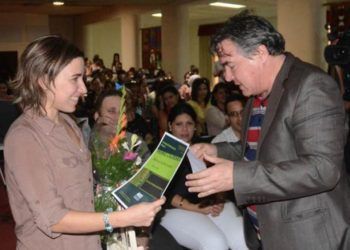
left=161, top=103, right=247, bottom=250
left=123, top=81, right=153, bottom=146
left=90, top=89, right=182, bottom=250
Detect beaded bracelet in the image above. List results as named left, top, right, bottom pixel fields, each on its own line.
left=103, top=211, right=113, bottom=233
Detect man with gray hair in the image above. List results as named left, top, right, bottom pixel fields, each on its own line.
left=186, top=13, right=350, bottom=250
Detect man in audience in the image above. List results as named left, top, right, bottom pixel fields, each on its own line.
left=0, top=82, right=13, bottom=101
left=0, top=82, right=20, bottom=143
left=186, top=12, right=350, bottom=249
left=212, top=94, right=246, bottom=144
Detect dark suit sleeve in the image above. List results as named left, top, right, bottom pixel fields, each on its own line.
left=215, top=141, right=243, bottom=161
left=234, top=70, right=346, bottom=206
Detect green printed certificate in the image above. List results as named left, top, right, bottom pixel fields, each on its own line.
left=112, top=132, right=189, bottom=208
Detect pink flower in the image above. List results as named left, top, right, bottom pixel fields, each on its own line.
left=123, top=151, right=138, bottom=161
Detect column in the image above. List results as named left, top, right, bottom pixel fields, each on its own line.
left=161, top=4, right=190, bottom=83
left=120, top=14, right=139, bottom=69
left=277, top=0, right=326, bottom=68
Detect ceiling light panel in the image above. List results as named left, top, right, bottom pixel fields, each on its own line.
left=209, top=2, right=246, bottom=9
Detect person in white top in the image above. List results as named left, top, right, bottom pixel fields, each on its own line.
left=212, top=94, right=246, bottom=143
left=205, top=82, right=229, bottom=136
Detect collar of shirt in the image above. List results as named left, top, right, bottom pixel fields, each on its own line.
left=24, top=110, right=72, bottom=135
left=254, top=95, right=268, bottom=107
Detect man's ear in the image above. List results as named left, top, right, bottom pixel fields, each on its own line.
left=255, top=45, right=269, bottom=62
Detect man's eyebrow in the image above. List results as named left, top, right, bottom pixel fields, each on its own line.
left=72, top=73, right=83, bottom=77
left=217, top=49, right=231, bottom=56
left=221, top=61, right=229, bottom=66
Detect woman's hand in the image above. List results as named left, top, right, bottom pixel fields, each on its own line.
left=114, top=197, right=165, bottom=227
left=194, top=202, right=224, bottom=217
left=210, top=203, right=225, bottom=217
left=193, top=203, right=212, bottom=215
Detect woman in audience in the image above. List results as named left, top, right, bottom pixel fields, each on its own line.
left=4, top=35, right=164, bottom=250
left=205, top=82, right=229, bottom=136
left=90, top=89, right=150, bottom=162
left=158, top=84, right=181, bottom=137
left=187, top=77, right=211, bottom=136
left=111, top=52, right=121, bottom=73
left=90, top=89, right=182, bottom=250
left=161, top=103, right=247, bottom=250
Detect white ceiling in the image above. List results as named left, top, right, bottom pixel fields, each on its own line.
left=0, top=0, right=276, bottom=18
left=0, top=0, right=345, bottom=23
left=0, top=0, right=186, bottom=15
left=188, top=0, right=276, bottom=22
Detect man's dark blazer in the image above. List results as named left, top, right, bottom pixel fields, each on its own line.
left=217, top=53, right=350, bottom=250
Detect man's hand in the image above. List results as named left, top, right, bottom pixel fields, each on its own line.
left=94, top=114, right=119, bottom=141
left=96, top=114, right=117, bottom=128
left=190, top=143, right=218, bottom=160
left=186, top=154, right=234, bottom=198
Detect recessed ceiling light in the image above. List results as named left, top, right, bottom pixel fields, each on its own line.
left=209, top=2, right=246, bottom=9
left=152, top=13, right=162, bottom=18
left=53, top=1, right=64, bottom=6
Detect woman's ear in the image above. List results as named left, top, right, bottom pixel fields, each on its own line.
left=168, top=122, right=172, bottom=132
left=94, top=111, right=99, bottom=122
left=38, top=75, right=50, bottom=90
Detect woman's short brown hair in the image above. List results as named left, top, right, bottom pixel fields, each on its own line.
left=11, top=35, right=84, bottom=115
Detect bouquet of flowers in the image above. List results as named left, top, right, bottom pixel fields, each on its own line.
left=90, top=87, right=146, bottom=249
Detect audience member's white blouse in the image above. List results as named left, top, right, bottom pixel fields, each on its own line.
left=211, top=126, right=240, bottom=143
